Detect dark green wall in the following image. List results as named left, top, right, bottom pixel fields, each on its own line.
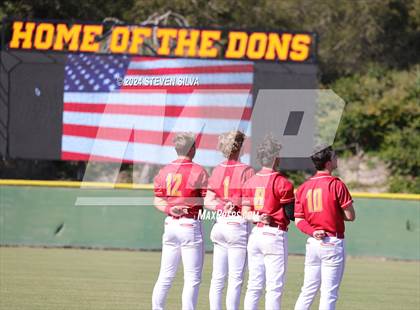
left=0, top=186, right=419, bottom=259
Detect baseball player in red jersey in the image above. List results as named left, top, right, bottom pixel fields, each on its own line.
left=204, top=131, right=255, bottom=310
left=242, top=136, right=295, bottom=310
left=152, top=132, right=208, bottom=310
left=294, top=146, right=356, bottom=310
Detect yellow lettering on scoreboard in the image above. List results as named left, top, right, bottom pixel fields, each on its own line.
left=247, top=32, right=267, bottom=59
left=198, top=30, right=221, bottom=57
left=225, top=31, right=249, bottom=59
left=128, top=27, right=152, bottom=54
left=289, top=34, right=312, bottom=61
left=9, top=21, right=36, bottom=49
left=156, top=28, right=177, bottom=55
left=8, top=21, right=314, bottom=62
left=175, top=29, right=200, bottom=57
left=53, top=24, right=82, bottom=51
left=109, top=26, right=130, bottom=53
left=265, top=33, right=292, bottom=61
left=79, top=25, right=103, bottom=52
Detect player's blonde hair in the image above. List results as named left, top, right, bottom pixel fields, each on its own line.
left=218, top=130, right=246, bottom=158
left=256, top=134, right=282, bottom=167
left=173, top=132, right=196, bottom=156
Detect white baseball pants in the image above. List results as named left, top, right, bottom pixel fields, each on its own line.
left=152, top=216, right=204, bottom=310
left=244, top=225, right=288, bottom=310
left=294, top=237, right=346, bottom=310
left=209, top=216, right=250, bottom=310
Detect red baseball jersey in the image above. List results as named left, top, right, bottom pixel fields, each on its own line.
left=208, top=160, right=255, bottom=211
left=294, top=171, right=353, bottom=235
left=242, top=168, right=295, bottom=230
left=154, top=158, right=209, bottom=215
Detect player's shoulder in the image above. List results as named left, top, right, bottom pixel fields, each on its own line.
left=209, top=163, right=226, bottom=178
left=242, top=173, right=258, bottom=188
left=296, top=175, right=319, bottom=192
left=298, top=173, right=346, bottom=191
left=331, top=175, right=345, bottom=183
left=330, top=176, right=349, bottom=190
left=316, top=173, right=346, bottom=186
left=211, top=162, right=225, bottom=174
left=191, top=161, right=208, bottom=176
left=154, top=163, right=171, bottom=183
left=242, top=164, right=255, bottom=173
left=213, top=161, right=254, bottom=176
left=275, top=172, right=293, bottom=187
left=309, top=172, right=338, bottom=184
left=158, top=160, right=196, bottom=173
left=157, top=162, right=171, bottom=175
left=237, top=164, right=255, bottom=179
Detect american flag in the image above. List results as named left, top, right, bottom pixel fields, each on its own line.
left=61, top=54, right=253, bottom=167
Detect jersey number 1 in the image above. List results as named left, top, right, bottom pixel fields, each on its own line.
left=166, top=173, right=182, bottom=196
left=306, top=188, right=323, bottom=212
left=223, top=176, right=230, bottom=199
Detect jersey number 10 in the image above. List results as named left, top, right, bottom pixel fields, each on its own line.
left=306, top=188, right=323, bottom=212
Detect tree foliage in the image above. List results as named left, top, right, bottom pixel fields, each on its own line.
left=333, top=66, right=420, bottom=192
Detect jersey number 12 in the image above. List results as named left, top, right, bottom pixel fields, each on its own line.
left=166, top=173, right=182, bottom=196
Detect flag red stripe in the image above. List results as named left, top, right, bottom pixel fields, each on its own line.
left=62, top=124, right=251, bottom=152
left=63, top=103, right=252, bottom=120
left=125, top=65, right=253, bottom=75
left=62, top=151, right=135, bottom=163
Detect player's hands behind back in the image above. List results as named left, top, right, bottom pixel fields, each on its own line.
left=169, top=206, right=188, bottom=217
left=312, top=230, right=326, bottom=240
left=223, top=201, right=237, bottom=214
left=260, top=214, right=273, bottom=225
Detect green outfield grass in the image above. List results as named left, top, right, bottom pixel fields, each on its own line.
left=0, top=247, right=419, bottom=310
